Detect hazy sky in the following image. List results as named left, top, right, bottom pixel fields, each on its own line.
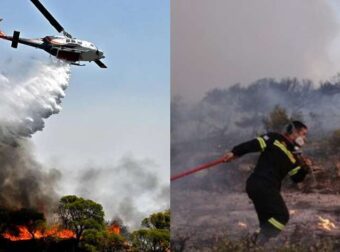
left=172, top=0, right=340, bottom=101
left=0, top=0, right=169, bottom=225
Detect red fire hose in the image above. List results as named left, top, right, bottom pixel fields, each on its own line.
left=171, top=157, right=226, bottom=181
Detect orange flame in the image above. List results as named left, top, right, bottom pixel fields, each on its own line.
left=317, top=216, right=336, bottom=231
left=289, top=209, right=297, bottom=215
left=108, top=224, right=121, bottom=235
left=237, top=221, right=247, bottom=229
left=3, top=226, right=35, bottom=241
left=3, top=225, right=75, bottom=241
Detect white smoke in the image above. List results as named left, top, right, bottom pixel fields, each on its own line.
left=0, top=60, right=70, bottom=145
left=0, top=59, right=70, bottom=212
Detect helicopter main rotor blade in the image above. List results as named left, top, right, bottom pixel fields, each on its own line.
left=94, top=60, right=107, bottom=69
left=31, top=0, right=71, bottom=37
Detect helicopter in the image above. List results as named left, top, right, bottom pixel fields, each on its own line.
left=0, top=0, right=107, bottom=68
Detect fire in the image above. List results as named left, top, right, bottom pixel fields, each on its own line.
left=3, top=226, right=35, bottom=241
left=108, top=224, right=121, bottom=235
left=49, top=228, right=75, bottom=239
left=237, top=221, right=247, bottom=229
left=317, top=216, right=337, bottom=231
left=289, top=209, right=297, bottom=215
left=3, top=225, right=75, bottom=241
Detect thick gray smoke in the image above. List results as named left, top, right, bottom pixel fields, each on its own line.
left=0, top=141, right=61, bottom=212
left=171, top=78, right=340, bottom=182
left=172, top=78, right=340, bottom=145
left=172, top=0, right=340, bottom=100
left=76, top=156, right=170, bottom=229
left=0, top=59, right=70, bottom=212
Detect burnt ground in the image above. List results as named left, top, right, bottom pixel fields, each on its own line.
left=171, top=188, right=340, bottom=251
left=171, top=137, right=340, bottom=251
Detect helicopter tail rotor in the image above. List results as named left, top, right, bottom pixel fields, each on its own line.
left=11, top=31, right=20, bottom=48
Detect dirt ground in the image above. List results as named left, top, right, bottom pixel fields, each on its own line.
left=171, top=189, right=340, bottom=251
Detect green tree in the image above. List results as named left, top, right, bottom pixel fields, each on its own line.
left=263, top=105, right=290, bottom=132
left=82, top=229, right=127, bottom=252
left=328, top=129, right=340, bottom=154
left=57, top=195, right=105, bottom=247
left=141, top=210, right=170, bottom=230
left=131, top=210, right=170, bottom=252
left=101, top=232, right=127, bottom=252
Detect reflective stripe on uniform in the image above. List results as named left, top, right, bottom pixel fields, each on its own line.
left=257, top=137, right=267, bottom=151
left=273, top=140, right=296, bottom=163
left=268, top=217, right=285, bottom=231
left=289, top=166, right=301, bottom=176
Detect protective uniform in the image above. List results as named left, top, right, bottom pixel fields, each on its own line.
left=231, top=132, right=309, bottom=244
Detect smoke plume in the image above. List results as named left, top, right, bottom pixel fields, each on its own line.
left=173, top=78, right=340, bottom=140
left=76, top=155, right=170, bottom=229
left=171, top=77, right=340, bottom=185
left=0, top=59, right=70, bottom=212
left=172, top=0, right=340, bottom=100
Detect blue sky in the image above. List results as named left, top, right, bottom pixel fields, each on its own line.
left=0, top=0, right=169, bottom=220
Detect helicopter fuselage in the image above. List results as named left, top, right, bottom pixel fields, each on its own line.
left=0, top=0, right=107, bottom=68
left=43, top=36, right=105, bottom=62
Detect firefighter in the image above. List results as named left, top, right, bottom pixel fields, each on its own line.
left=223, top=121, right=311, bottom=245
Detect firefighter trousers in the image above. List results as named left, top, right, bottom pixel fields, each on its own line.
left=246, top=175, right=289, bottom=242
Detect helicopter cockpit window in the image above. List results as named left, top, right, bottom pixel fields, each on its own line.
left=66, top=39, right=70, bottom=42
left=71, top=40, right=76, bottom=43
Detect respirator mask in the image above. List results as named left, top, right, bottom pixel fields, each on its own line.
left=287, top=121, right=306, bottom=147
left=294, top=136, right=305, bottom=147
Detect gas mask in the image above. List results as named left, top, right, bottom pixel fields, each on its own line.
left=295, top=136, right=305, bottom=147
